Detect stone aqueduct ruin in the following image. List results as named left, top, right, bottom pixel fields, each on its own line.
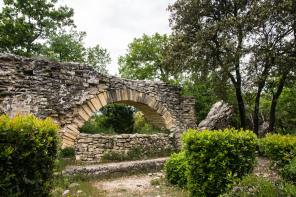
left=0, top=54, right=197, bottom=147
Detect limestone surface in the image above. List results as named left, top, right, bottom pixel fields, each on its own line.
left=0, top=54, right=197, bottom=147
left=198, top=101, right=234, bottom=130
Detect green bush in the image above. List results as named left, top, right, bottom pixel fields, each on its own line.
left=99, top=103, right=135, bottom=134
left=260, top=133, right=296, bottom=167
left=164, top=151, right=187, bottom=188
left=0, top=114, right=59, bottom=197
left=60, top=147, right=75, bottom=158
left=281, top=157, right=296, bottom=184
left=182, top=128, right=258, bottom=197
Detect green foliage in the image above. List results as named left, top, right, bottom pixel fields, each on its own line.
left=150, top=179, right=161, bottom=186
left=222, top=174, right=296, bottom=197
left=274, top=85, right=296, bottom=135
left=118, top=33, right=171, bottom=81
left=166, top=0, right=296, bottom=132
left=101, top=146, right=142, bottom=162
left=281, top=157, right=296, bottom=184
left=133, top=112, right=150, bottom=132
left=43, top=28, right=86, bottom=62
left=182, top=128, right=258, bottom=196
left=164, top=151, right=187, bottom=188
left=101, top=145, right=175, bottom=163
left=0, top=114, right=59, bottom=197
left=86, top=44, right=111, bottom=74
left=80, top=108, right=170, bottom=135
left=98, top=104, right=135, bottom=134
left=42, top=29, right=111, bottom=73
left=60, top=147, right=75, bottom=158
left=79, top=115, right=116, bottom=135
left=180, top=79, right=216, bottom=124
left=259, top=133, right=296, bottom=167
left=79, top=104, right=135, bottom=135
left=0, top=0, right=74, bottom=56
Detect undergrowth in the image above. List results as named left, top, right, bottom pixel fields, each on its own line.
left=222, top=174, right=296, bottom=197
left=101, top=145, right=177, bottom=162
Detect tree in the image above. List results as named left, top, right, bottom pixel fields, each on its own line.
left=0, top=0, right=74, bottom=56
left=43, top=30, right=111, bottom=73
left=167, top=0, right=256, bottom=129
left=86, top=44, right=111, bottom=74
left=247, top=0, right=295, bottom=134
left=118, top=33, right=171, bottom=81
left=96, top=104, right=136, bottom=134
left=43, top=28, right=86, bottom=62
left=167, top=0, right=295, bottom=133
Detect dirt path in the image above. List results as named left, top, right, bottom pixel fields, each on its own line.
left=92, top=171, right=184, bottom=197
left=253, top=156, right=281, bottom=180
left=91, top=156, right=278, bottom=197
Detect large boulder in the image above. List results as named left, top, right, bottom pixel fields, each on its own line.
left=198, top=101, right=234, bottom=130
left=258, top=122, right=269, bottom=138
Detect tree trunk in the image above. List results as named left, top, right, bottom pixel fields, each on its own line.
left=268, top=73, right=287, bottom=133
left=253, top=64, right=270, bottom=135
left=228, top=72, right=246, bottom=130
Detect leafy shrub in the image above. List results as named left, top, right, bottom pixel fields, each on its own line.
left=133, top=112, right=150, bottom=132
left=60, top=147, right=75, bottom=158
left=99, top=103, right=136, bottom=134
left=165, top=151, right=187, bottom=188
left=101, top=145, right=174, bottom=162
left=79, top=115, right=116, bottom=135
left=0, top=114, right=59, bottom=197
left=280, top=157, right=296, bottom=184
left=260, top=133, right=296, bottom=167
left=222, top=174, right=296, bottom=197
left=182, top=128, right=258, bottom=197
left=101, top=146, right=142, bottom=162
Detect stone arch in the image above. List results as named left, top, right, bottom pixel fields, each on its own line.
left=61, top=89, right=175, bottom=147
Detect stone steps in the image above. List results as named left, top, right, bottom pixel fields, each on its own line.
left=62, top=157, right=169, bottom=178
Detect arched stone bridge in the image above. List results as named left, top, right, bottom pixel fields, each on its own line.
left=0, top=54, right=197, bottom=147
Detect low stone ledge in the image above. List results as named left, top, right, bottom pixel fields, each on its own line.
left=62, top=157, right=169, bottom=178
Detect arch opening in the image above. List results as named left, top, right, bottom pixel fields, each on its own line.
left=61, top=89, right=176, bottom=147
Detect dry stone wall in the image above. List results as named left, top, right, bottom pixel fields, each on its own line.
left=75, top=133, right=176, bottom=163
left=0, top=54, right=197, bottom=147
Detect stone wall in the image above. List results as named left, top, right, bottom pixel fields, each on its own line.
left=0, top=54, right=197, bottom=147
left=75, top=133, right=177, bottom=163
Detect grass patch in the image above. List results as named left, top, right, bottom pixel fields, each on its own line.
left=150, top=179, right=161, bottom=185
left=135, top=128, right=171, bottom=135
left=100, top=145, right=177, bottom=163
left=53, top=178, right=107, bottom=197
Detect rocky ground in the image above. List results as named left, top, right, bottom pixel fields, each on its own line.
left=59, top=156, right=280, bottom=197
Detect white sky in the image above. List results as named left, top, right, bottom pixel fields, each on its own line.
left=57, top=0, right=175, bottom=75
left=0, top=0, right=175, bottom=75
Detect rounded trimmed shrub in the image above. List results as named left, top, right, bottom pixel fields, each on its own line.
left=164, top=151, right=187, bottom=188
left=182, top=128, right=258, bottom=197
left=0, top=114, right=59, bottom=197
left=260, top=133, right=296, bottom=167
